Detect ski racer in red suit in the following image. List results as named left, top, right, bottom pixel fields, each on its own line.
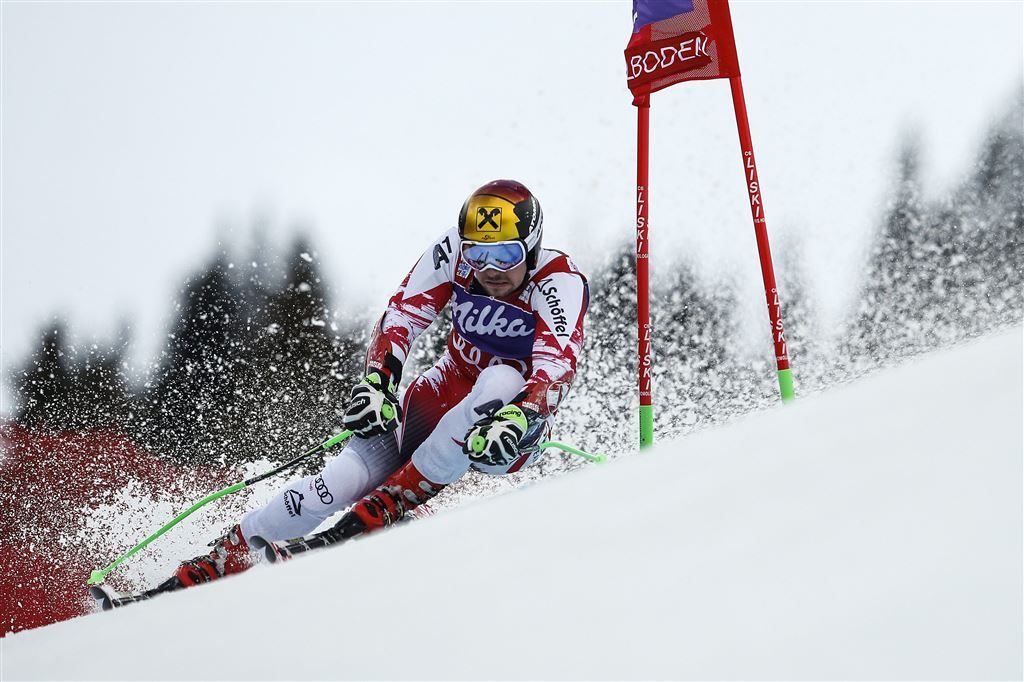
left=172, top=179, right=590, bottom=585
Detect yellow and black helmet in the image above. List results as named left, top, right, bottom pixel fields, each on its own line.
left=458, top=180, right=543, bottom=269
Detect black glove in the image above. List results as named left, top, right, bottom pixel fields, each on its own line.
left=342, top=370, right=402, bottom=438
left=463, top=404, right=529, bottom=467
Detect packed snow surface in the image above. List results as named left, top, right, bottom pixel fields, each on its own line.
left=2, top=328, right=1021, bottom=680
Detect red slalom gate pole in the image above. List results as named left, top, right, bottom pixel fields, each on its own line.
left=636, top=96, right=654, bottom=447
left=728, top=76, right=795, bottom=401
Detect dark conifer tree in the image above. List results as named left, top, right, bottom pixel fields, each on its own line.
left=848, top=98, right=1023, bottom=367
left=230, top=232, right=280, bottom=447
left=252, top=238, right=342, bottom=454
left=330, top=319, right=368, bottom=396
left=848, top=136, right=929, bottom=362
left=143, top=255, right=247, bottom=462
left=652, top=258, right=733, bottom=432
left=560, top=240, right=637, bottom=455
left=70, top=326, right=133, bottom=430
left=960, top=100, right=1024, bottom=329
left=774, top=233, right=833, bottom=390
left=15, top=323, right=75, bottom=430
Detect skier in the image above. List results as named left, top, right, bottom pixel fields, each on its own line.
left=170, top=179, right=589, bottom=586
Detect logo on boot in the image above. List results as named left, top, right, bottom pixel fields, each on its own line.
left=284, top=489, right=304, bottom=517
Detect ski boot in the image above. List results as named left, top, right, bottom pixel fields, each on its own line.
left=275, top=461, right=446, bottom=558
left=346, top=460, right=446, bottom=536
left=175, top=524, right=285, bottom=586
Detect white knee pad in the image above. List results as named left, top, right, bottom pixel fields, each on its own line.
left=411, top=364, right=526, bottom=484
left=468, top=364, right=527, bottom=415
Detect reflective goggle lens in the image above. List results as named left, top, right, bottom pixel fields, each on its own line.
left=461, top=241, right=526, bottom=272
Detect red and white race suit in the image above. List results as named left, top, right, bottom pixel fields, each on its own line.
left=368, top=227, right=588, bottom=417
left=241, top=228, right=588, bottom=543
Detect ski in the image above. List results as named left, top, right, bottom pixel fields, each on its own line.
left=251, top=504, right=432, bottom=564
left=250, top=519, right=358, bottom=564
left=89, top=576, right=185, bottom=611
left=90, top=509, right=433, bottom=612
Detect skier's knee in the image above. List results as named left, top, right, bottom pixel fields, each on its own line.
left=470, top=364, right=525, bottom=411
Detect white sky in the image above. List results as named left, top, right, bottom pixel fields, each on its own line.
left=2, top=1, right=1021, bottom=393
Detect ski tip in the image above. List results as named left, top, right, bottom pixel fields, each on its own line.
left=89, top=585, right=115, bottom=611
left=249, top=535, right=282, bottom=564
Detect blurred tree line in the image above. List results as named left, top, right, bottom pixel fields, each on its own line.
left=10, top=97, right=1022, bottom=466
left=562, top=94, right=1022, bottom=457
left=14, top=238, right=365, bottom=465
left=846, top=99, right=1023, bottom=362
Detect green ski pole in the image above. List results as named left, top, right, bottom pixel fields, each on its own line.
left=540, top=441, right=607, bottom=463
left=88, top=432, right=606, bottom=586
left=87, top=430, right=354, bottom=586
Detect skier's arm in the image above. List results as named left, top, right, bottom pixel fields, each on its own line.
left=364, top=228, right=458, bottom=381
left=516, top=271, right=589, bottom=418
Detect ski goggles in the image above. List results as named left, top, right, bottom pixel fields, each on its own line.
left=460, top=240, right=527, bottom=272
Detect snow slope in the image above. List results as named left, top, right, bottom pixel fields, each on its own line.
left=2, top=328, right=1021, bottom=681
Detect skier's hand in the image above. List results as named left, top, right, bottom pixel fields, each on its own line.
left=463, top=404, right=529, bottom=467
left=343, top=370, right=402, bottom=438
